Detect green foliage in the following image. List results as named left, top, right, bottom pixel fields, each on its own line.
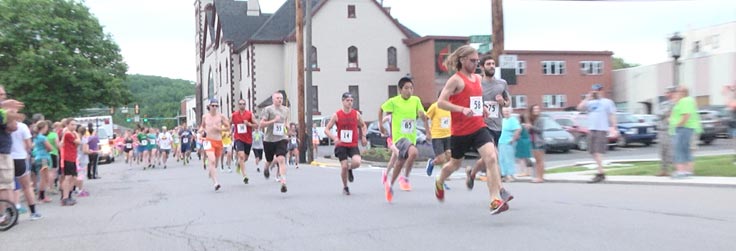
left=114, top=74, right=194, bottom=129
left=612, top=56, right=640, bottom=70
left=361, top=147, right=392, bottom=162
left=0, top=0, right=131, bottom=120
left=606, top=156, right=736, bottom=177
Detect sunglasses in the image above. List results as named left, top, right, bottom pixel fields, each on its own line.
left=238, top=103, right=246, bottom=105
left=210, top=104, right=219, bottom=107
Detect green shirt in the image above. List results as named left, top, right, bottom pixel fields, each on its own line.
left=381, top=95, right=425, bottom=144
left=669, top=96, right=703, bottom=135
left=47, top=132, right=59, bottom=155
left=137, top=133, right=148, bottom=146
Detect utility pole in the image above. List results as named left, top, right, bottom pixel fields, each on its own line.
left=491, top=0, right=504, bottom=61
left=304, top=0, right=314, bottom=163
left=295, top=0, right=306, bottom=164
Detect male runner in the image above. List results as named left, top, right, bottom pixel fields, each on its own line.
left=231, top=99, right=257, bottom=184
left=259, top=92, right=290, bottom=193
left=325, top=92, right=368, bottom=195
left=199, top=98, right=230, bottom=191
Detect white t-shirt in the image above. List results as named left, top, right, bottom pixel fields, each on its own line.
left=158, top=132, right=173, bottom=150
left=10, top=122, right=31, bottom=159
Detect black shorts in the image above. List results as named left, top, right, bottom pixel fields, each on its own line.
left=450, top=127, right=494, bottom=160
left=431, top=137, right=451, bottom=156
left=51, top=154, right=59, bottom=168
left=334, top=146, right=360, bottom=161
left=13, top=159, right=28, bottom=177
left=253, top=149, right=263, bottom=159
left=234, top=140, right=252, bottom=154
left=63, top=161, right=78, bottom=176
left=487, top=128, right=501, bottom=147
left=263, top=140, right=288, bottom=162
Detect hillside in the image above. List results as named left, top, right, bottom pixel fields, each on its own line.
left=114, top=74, right=195, bottom=129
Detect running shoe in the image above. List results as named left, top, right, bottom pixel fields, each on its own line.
left=42, top=197, right=52, bottom=203
left=17, top=206, right=27, bottom=214
left=425, top=158, right=435, bottom=176
left=588, top=173, right=606, bottom=183
left=243, top=176, right=249, bottom=184
left=490, top=199, right=509, bottom=215
left=443, top=183, right=451, bottom=190
left=236, top=164, right=241, bottom=174
left=257, top=167, right=260, bottom=173
left=227, top=167, right=233, bottom=173
left=435, top=178, right=445, bottom=202
left=348, top=169, right=354, bottom=183
left=466, top=167, right=475, bottom=190
left=343, top=187, right=350, bottom=196
left=399, top=176, right=412, bottom=191
left=501, top=188, right=514, bottom=202
left=214, top=184, right=221, bottom=191
left=264, top=167, right=270, bottom=179
left=381, top=169, right=388, bottom=185
left=78, top=191, right=90, bottom=197
left=384, top=183, right=393, bottom=203
left=30, top=213, right=43, bottom=221
left=164, top=165, right=167, bottom=169
left=61, top=198, right=76, bottom=206
left=280, top=184, right=287, bottom=193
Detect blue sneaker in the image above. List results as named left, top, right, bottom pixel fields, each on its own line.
left=17, top=206, right=27, bottom=214
left=425, top=158, right=435, bottom=176
left=443, top=183, right=451, bottom=190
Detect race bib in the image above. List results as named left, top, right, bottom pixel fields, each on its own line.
left=182, top=138, right=189, bottom=144
left=401, top=119, right=415, bottom=134
left=202, top=140, right=212, bottom=150
left=485, top=101, right=499, bottom=118
left=273, top=123, right=285, bottom=136
left=340, top=130, right=353, bottom=143
left=470, top=96, right=483, bottom=116
left=237, top=124, right=247, bottom=134
left=440, top=117, right=450, bottom=129
left=125, top=143, right=132, bottom=148
left=290, top=138, right=297, bottom=145
left=140, top=140, right=148, bottom=146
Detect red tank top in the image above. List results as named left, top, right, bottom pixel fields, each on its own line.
left=449, top=73, right=486, bottom=136
left=231, top=110, right=253, bottom=143
left=335, top=109, right=359, bottom=147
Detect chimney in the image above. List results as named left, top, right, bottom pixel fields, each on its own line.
left=384, top=7, right=391, bottom=14
left=247, top=0, right=261, bottom=16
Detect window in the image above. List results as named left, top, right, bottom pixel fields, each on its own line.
left=511, top=95, right=527, bottom=109
left=542, top=94, right=567, bottom=108
left=310, top=46, right=318, bottom=69
left=580, top=61, right=603, bottom=75
left=542, top=61, right=566, bottom=75
left=347, top=46, right=359, bottom=69
left=349, top=85, right=360, bottom=110
left=516, top=61, right=526, bottom=75
left=219, top=63, right=222, bottom=87
left=207, top=68, right=214, bottom=99
left=388, top=85, right=397, bottom=98
left=693, top=41, right=701, bottom=53
left=348, top=5, right=356, bottom=18
left=311, top=86, right=319, bottom=114
left=387, top=46, right=398, bottom=70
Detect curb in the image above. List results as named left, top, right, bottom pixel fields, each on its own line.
left=513, top=177, right=736, bottom=188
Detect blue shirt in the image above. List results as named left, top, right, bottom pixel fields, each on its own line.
left=34, top=134, right=51, bottom=160
left=499, top=117, right=521, bottom=144
left=0, top=110, right=11, bottom=154
left=585, top=98, right=616, bottom=131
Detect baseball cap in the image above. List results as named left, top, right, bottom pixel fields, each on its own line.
left=665, top=86, right=677, bottom=93
left=341, top=92, right=354, bottom=100
left=209, top=98, right=218, bottom=104
left=591, top=84, right=603, bottom=91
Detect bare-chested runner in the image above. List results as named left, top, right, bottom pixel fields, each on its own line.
left=199, top=98, right=230, bottom=191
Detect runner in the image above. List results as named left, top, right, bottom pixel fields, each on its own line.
left=172, top=127, right=180, bottom=162
left=148, top=129, right=159, bottom=168
left=220, top=125, right=233, bottom=173
left=286, top=123, right=300, bottom=169
left=378, top=77, right=430, bottom=200
left=59, top=118, right=80, bottom=206
left=231, top=99, right=257, bottom=184
left=123, top=131, right=135, bottom=166
left=252, top=126, right=264, bottom=173
left=158, top=126, right=173, bottom=169
left=46, top=121, right=61, bottom=196
left=199, top=98, right=229, bottom=191
left=434, top=45, right=511, bottom=214
left=137, top=128, right=150, bottom=169
left=32, top=121, right=53, bottom=203
left=259, top=92, right=290, bottom=193
left=179, top=125, right=193, bottom=165
left=75, top=125, right=92, bottom=197
left=424, top=91, right=452, bottom=176
left=325, top=92, right=368, bottom=195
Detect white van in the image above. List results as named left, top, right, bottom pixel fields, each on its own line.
left=312, top=116, right=337, bottom=145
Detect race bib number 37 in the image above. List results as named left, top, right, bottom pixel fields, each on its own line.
left=470, top=96, right=483, bottom=116
left=273, top=123, right=285, bottom=136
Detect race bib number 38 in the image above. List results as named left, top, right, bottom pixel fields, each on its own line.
left=470, top=96, right=483, bottom=116
left=401, top=119, right=415, bottom=134
left=273, top=123, right=285, bottom=136
left=485, top=101, right=499, bottom=118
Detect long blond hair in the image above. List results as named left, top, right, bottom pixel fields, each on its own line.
left=443, top=45, right=477, bottom=72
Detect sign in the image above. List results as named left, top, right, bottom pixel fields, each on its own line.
left=121, top=107, right=129, bottom=114
left=469, top=35, right=491, bottom=44
left=499, top=54, right=518, bottom=69
left=134, top=115, right=140, bottom=122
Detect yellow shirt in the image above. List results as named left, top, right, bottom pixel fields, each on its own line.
left=221, top=131, right=233, bottom=145
left=426, top=102, right=451, bottom=139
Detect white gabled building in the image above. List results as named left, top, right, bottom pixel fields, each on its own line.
left=195, top=0, right=419, bottom=125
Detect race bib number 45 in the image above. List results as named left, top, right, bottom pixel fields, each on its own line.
left=273, top=123, right=285, bottom=136
left=470, top=96, right=483, bottom=116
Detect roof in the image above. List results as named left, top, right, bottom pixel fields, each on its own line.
left=214, top=0, right=271, bottom=46
left=504, top=50, right=614, bottom=56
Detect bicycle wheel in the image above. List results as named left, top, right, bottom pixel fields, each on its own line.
left=0, top=199, right=19, bottom=231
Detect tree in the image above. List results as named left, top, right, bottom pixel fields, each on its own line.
left=0, top=0, right=132, bottom=120
left=114, top=74, right=195, bottom=129
left=612, top=56, right=640, bottom=70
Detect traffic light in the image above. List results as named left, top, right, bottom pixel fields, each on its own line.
left=126, top=118, right=131, bottom=122
left=143, top=114, right=148, bottom=123
left=134, top=104, right=140, bottom=114
left=110, top=107, right=115, bottom=115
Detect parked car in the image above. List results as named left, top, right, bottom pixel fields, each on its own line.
left=365, top=120, right=427, bottom=148
left=541, top=117, right=576, bottom=153
left=701, top=105, right=734, bottom=138
left=698, top=109, right=730, bottom=139
left=632, top=114, right=659, bottom=128
left=552, top=114, right=617, bottom=151
left=698, top=110, right=723, bottom=145
left=616, top=112, right=657, bottom=147
left=313, top=116, right=337, bottom=145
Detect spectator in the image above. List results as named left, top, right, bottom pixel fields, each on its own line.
left=669, top=86, right=702, bottom=178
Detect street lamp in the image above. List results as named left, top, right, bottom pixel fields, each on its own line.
left=669, top=32, right=683, bottom=86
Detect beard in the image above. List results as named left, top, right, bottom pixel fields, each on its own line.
left=484, top=68, right=495, bottom=77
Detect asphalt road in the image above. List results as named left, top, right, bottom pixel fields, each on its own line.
left=2, top=156, right=735, bottom=250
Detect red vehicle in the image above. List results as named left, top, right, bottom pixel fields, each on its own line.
left=552, top=114, right=618, bottom=151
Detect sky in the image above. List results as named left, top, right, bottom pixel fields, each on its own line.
left=84, top=0, right=736, bottom=81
